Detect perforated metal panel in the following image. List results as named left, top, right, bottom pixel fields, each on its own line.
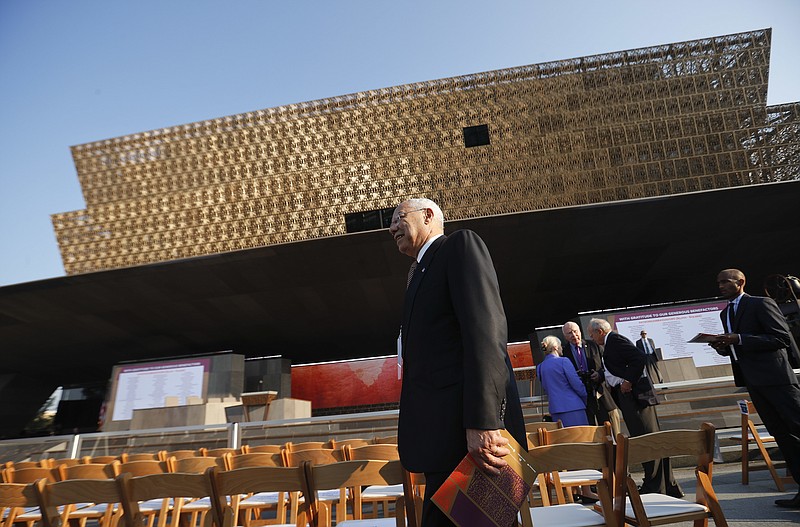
left=51, top=29, right=798, bottom=274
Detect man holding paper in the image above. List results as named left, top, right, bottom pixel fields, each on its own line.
left=710, top=268, right=800, bottom=508
left=389, top=197, right=526, bottom=527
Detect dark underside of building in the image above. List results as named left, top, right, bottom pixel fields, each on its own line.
left=1, top=179, right=798, bottom=436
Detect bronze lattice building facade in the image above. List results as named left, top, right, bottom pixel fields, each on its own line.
left=52, top=28, right=799, bottom=274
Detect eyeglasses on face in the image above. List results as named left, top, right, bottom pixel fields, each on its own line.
left=391, top=208, right=427, bottom=224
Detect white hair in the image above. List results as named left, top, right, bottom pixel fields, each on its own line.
left=588, top=318, right=612, bottom=333
left=402, top=198, right=444, bottom=229
left=541, top=335, right=562, bottom=355
left=562, top=321, right=579, bottom=336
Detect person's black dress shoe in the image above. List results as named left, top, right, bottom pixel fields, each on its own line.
left=775, top=492, right=800, bottom=508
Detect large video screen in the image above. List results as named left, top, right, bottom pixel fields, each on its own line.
left=110, top=358, right=210, bottom=421
left=581, top=300, right=730, bottom=368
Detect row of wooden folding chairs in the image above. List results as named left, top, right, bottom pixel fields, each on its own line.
left=0, top=457, right=415, bottom=527
left=521, top=422, right=727, bottom=527
left=2, top=436, right=400, bottom=471
left=2, top=441, right=408, bottom=527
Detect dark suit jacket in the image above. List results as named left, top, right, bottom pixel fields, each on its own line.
left=398, top=230, right=526, bottom=473
left=636, top=338, right=658, bottom=359
left=563, top=339, right=618, bottom=412
left=720, top=294, right=798, bottom=387
left=563, top=339, right=603, bottom=373
left=602, top=332, right=646, bottom=384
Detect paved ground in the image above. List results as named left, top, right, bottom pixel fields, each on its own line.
left=628, top=461, right=799, bottom=526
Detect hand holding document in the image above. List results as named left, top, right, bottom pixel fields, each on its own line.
left=688, top=333, right=723, bottom=343
left=432, top=429, right=535, bottom=527
left=690, top=333, right=739, bottom=360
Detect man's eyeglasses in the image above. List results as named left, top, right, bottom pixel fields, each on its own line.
left=393, top=208, right=427, bottom=223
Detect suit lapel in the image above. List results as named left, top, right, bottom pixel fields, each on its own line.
left=731, top=294, right=749, bottom=332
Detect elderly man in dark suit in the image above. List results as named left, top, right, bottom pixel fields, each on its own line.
left=709, top=268, right=800, bottom=508
left=562, top=321, right=620, bottom=435
left=588, top=317, right=683, bottom=498
left=389, top=197, right=526, bottom=527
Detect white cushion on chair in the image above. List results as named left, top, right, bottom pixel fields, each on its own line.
left=337, top=519, right=400, bottom=527
left=557, top=469, right=603, bottom=484
left=240, top=491, right=281, bottom=505
left=625, top=494, right=708, bottom=519
left=530, top=503, right=605, bottom=527
left=362, top=483, right=404, bottom=498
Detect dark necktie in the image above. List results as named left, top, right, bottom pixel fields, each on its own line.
left=576, top=345, right=586, bottom=371
left=406, top=261, right=418, bottom=289
left=727, top=301, right=736, bottom=332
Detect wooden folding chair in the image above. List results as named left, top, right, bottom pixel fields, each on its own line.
left=343, top=444, right=404, bottom=518
left=0, top=481, right=40, bottom=527
left=282, top=449, right=344, bottom=525
left=118, top=469, right=216, bottom=527
left=210, top=464, right=311, bottom=527
left=112, top=460, right=174, bottom=527
left=82, top=456, right=122, bottom=465
left=163, top=450, right=205, bottom=460
left=59, top=462, right=118, bottom=481
left=55, top=462, right=120, bottom=527
left=525, top=420, right=563, bottom=448
left=173, top=457, right=223, bottom=474
left=304, top=459, right=416, bottom=527
left=3, top=462, right=43, bottom=471
left=331, top=439, right=371, bottom=449
left=539, top=422, right=613, bottom=503
left=48, top=458, right=83, bottom=470
left=169, top=457, right=223, bottom=526
left=373, top=436, right=398, bottom=445
left=283, top=442, right=334, bottom=453
left=611, top=423, right=728, bottom=527
left=2, top=466, right=60, bottom=526
left=202, top=448, right=241, bottom=458
left=729, top=400, right=794, bottom=491
left=524, top=439, right=615, bottom=527
left=35, top=477, right=123, bottom=527
left=241, top=445, right=282, bottom=455
left=222, top=452, right=289, bottom=526
left=3, top=467, right=60, bottom=484
left=121, top=451, right=167, bottom=462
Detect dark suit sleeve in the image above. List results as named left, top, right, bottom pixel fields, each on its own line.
left=609, top=333, right=646, bottom=382
left=740, top=297, right=792, bottom=351
left=446, top=230, right=509, bottom=431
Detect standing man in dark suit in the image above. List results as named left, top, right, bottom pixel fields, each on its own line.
left=636, top=330, right=663, bottom=383
left=588, top=318, right=683, bottom=498
left=709, top=268, right=800, bottom=508
left=561, top=321, right=620, bottom=436
left=389, top=198, right=526, bottom=527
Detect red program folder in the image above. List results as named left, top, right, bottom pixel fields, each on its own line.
left=432, top=429, right=536, bottom=527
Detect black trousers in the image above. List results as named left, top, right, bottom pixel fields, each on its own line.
left=747, top=382, right=800, bottom=484
left=421, top=471, right=455, bottom=527
left=611, top=385, right=681, bottom=495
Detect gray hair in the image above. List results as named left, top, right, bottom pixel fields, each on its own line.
left=588, top=318, right=612, bottom=333
left=541, top=335, right=562, bottom=355
left=402, top=198, right=444, bottom=230
left=562, top=321, right=579, bottom=336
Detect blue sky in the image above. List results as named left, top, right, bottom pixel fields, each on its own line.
left=1, top=0, right=798, bottom=287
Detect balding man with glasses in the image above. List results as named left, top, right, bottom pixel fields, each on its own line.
left=389, top=197, right=526, bottom=527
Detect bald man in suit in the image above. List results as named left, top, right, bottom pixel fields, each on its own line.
left=390, top=197, right=526, bottom=527
left=710, top=268, right=800, bottom=508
